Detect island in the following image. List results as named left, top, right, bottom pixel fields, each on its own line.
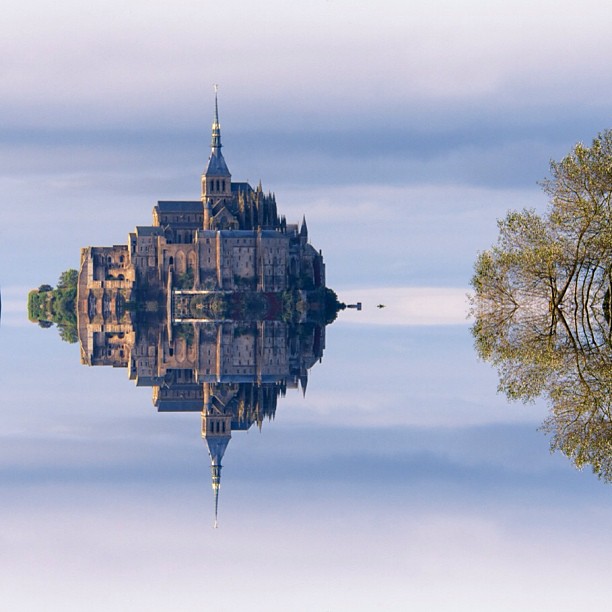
left=29, top=93, right=344, bottom=525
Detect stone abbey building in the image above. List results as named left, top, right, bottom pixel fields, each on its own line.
left=75, top=95, right=332, bottom=524
left=78, top=93, right=324, bottom=313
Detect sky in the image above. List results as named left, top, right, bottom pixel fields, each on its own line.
left=4, top=0, right=612, bottom=293
left=4, top=1, right=612, bottom=610
left=4, top=0, right=612, bottom=295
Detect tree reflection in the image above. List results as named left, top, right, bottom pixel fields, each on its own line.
left=471, top=131, right=612, bottom=480
left=27, top=269, right=78, bottom=343
left=472, top=292, right=612, bottom=479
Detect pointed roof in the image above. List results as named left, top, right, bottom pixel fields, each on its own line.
left=205, top=434, right=231, bottom=528
left=205, top=435, right=231, bottom=465
left=300, top=215, right=308, bottom=238
left=299, top=372, right=308, bottom=397
left=203, top=87, right=231, bottom=178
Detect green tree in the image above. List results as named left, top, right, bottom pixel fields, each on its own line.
left=28, top=268, right=78, bottom=344
left=471, top=130, right=612, bottom=481
left=57, top=269, right=78, bottom=290
left=472, top=131, right=612, bottom=320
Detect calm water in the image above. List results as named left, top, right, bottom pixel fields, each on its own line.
left=7, top=0, right=612, bottom=607
left=2, top=143, right=612, bottom=612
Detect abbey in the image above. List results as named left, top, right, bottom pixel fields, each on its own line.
left=74, top=96, right=338, bottom=524
left=78, top=93, right=324, bottom=309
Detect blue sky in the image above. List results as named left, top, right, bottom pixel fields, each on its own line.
left=4, top=0, right=612, bottom=293
left=4, top=1, right=612, bottom=610
left=4, top=0, right=612, bottom=298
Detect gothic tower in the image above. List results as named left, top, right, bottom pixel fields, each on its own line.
left=201, top=87, right=232, bottom=209
left=201, top=393, right=232, bottom=528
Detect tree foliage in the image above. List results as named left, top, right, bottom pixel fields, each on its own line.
left=27, top=268, right=78, bottom=344
left=57, top=269, right=78, bottom=290
left=471, top=131, right=612, bottom=481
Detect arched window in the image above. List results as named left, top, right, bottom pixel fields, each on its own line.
left=177, top=251, right=186, bottom=273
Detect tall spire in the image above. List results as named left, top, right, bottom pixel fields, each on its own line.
left=211, top=463, right=221, bottom=529
left=202, top=408, right=232, bottom=528
left=205, top=435, right=230, bottom=528
left=211, top=83, right=222, bottom=150
left=202, top=85, right=231, bottom=186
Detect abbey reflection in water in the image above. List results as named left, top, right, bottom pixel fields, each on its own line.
left=33, top=93, right=342, bottom=524
left=81, top=315, right=325, bottom=526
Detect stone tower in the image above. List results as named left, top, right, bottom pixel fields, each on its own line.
left=201, top=387, right=232, bottom=528
left=201, top=87, right=232, bottom=210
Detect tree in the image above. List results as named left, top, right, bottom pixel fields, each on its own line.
left=471, top=130, right=612, bottom=480
left=27, top=268, right=78, bottom=344
left=57, top=269, right=78, bottom=290
left=472, top=131, right=612, bottom=324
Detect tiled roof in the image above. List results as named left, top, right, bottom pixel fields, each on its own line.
left=231, top=182, right=253, bottom=193
left=156, top=201, right=202, bottom=212
left=203, top=150, right=231, bottom=177
left=135, top=226, right=164, bottom=236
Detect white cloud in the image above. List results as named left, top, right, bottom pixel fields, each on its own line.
left=1, top=286, right=30, bottom=327
left=336, top=287, right=469, bottom=326
left=4, top=0, right=612, bottom=128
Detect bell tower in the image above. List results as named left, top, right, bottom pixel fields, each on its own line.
left=201, top=394, right=232, bottom=528
left=201, top=85, right=232, bottom=206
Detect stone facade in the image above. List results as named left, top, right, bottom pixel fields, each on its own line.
left=77, top=94, right=324, bottom=319
left=75, top=95, right=331, bottom=523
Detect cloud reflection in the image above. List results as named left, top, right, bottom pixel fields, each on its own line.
left=337, top=287, right=468, bottom=326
